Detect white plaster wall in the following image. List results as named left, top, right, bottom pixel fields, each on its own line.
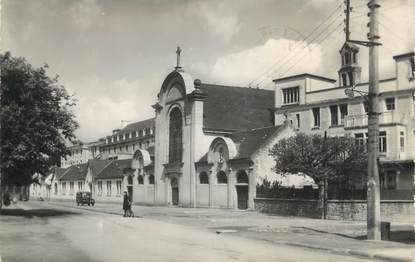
left=145, top=186, right=155, bottom=203
left=212, top=185, right=228, bottom=208
left=308, top=78, right=335, bottom=92
left=396, top=57, right=415, bottom=90
left=94, top=178, right=123, bottom=203
left=275, top=79, right=306, bottom=108
left=251, top=125, right=296, bottom=184
left=134, top=184, right=146, bottom=203
left=196, top=185, right=209, bottom=207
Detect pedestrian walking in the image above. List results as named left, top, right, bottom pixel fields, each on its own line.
left=122, top=191, right=131, bottom=217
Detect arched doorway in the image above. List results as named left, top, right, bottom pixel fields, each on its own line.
left=236, top=170, right=249, bottom=210
left=127, top=175, right=133, bottom=201
left=171, top=177, right=179, bottom=206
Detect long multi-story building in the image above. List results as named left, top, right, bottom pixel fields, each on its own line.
left=273, top=45, right=415, bottom=199
left=100, top=118, right=155, bottom=160
left=37, top=43, right=414, bottom=210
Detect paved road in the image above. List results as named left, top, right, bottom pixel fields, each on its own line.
left=0, top=202, right=377, bottom=262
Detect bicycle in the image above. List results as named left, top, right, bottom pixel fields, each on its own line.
left=123, top=202, right=134, bottom=217
left=125, top=207, right=134, bottom=217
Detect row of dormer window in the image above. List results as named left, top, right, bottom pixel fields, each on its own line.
left=106, top=127, right=155, bottom=144
left=102, top=139, right=154, bottom=155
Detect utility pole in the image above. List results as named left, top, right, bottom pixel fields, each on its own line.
left=343, top=0, right=382, bottom=240
left=345, top=0, right=351, bottom=42
left=366, top=0, right=381, bottom=240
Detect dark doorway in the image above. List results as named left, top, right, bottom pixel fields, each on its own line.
left=171, top=177, right=179, bottom=206
left=127, top=175, right=133, bottom=201
left=236, top=186, right=248, bottom=210
left=127, top=186, right=133, bottom=202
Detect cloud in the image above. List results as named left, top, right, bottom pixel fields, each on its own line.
left=207, top=38, right=324, bottom=87
left=70, top=0, right=104, bottom=31
left=69, top=76, right=156, bottom=142
left=187, top=2, right=241, bottom=43
left=305, top=0, right=338, bottom=8
left=347, top=0, right=415, bottom=81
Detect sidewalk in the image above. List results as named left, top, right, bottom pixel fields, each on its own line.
left=44, top=200, right=415, bottom=262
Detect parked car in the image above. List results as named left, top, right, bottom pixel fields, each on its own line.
left=76, top=191, right=95, bottom=206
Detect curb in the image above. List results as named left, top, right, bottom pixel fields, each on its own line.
left=44, top=202, right=414, bottom=262
left=280, top=241, right=414, bottom=262
left=350, top=250, right=414, bottom=262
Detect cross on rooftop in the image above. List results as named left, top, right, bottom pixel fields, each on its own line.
left=175, top=46, right=182, bottom=70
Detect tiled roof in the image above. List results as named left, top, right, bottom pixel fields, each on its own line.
left=199, top=84, right=274, bottom=132
left=117, top=118, right=155, bottom=135
left=96, top=159, right=132, bottom=179
left=229, top=125, right=284, bottom=159
left=60, top=163, right=88, bottom=181
left=54, top=167, right=69, bottom=180
left=88, top=159, right=112, bottom=178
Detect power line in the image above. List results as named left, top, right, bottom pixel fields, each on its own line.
left=279, top=22, right=344, bottom=77
left=378, top=21, right=407, bottom=44
left=246, top=3, right=343, bottom=87
left=253, top=5, right=343, bottom=86
left=256, top=15, right=344, bottom=86
left=254, top=9, right=344, bottom=87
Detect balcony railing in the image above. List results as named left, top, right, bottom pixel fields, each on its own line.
left=344, top=111, right=405, bottom=128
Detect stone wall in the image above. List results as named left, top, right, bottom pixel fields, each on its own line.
left=326, top=200, right=415, bottom=221
left=254, top=198, right=415, bottom=221
left=254, top=198, right=321, bottom=218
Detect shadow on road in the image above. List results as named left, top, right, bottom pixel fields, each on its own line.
left=292, top=226, right=367, bottom=240
left=0, top=208, right=79, bottom=218
left=294, top=226, right=415, bottom=244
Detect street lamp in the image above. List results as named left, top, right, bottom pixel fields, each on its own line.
left=344, top=84, right=368, bottom=99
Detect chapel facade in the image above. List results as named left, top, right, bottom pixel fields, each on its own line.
left=31, top=46, right=415, bottom=209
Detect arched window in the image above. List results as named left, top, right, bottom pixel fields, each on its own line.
left=169, top=107, right=182, bottom=163
left=237, top=170, right=249, bottom=184
left=218, top=147, right=224, bottom=163
left=137, top=175, right=144, bottom=185
left=199, top=172, right=209, bottom=184
left=149, top=174, right=155, bottom=185
left=217, top=171, right=227, bottom=184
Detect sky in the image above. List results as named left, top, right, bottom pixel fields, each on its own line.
left=2, top=0, right=414, bottom=142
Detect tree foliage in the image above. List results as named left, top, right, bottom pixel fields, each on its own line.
left=0, top=52, right=79, bottom=185
left=269, top=132, right=367, bottom=185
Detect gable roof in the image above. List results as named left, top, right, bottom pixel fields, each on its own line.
left=117, top=118, right=155, bottom=136
left=229, top=125, right=285, bottom=159
left=96, top=159, right=132, bottom=179
left=54, top=167, right=69, bottom=180
left=88, top=159, right=112, bottom=178
left=199, top=84, right=274, bottom=132
left=60, top=163, right=88, bottom=181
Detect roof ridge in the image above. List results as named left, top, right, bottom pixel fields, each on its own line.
left=201, top=83, right=273, bottom=92
left=96, top=160, right=115, bottom=177
left=57, top=166, right=72, bottom=180
left=232, top=125, right=281, bottom=134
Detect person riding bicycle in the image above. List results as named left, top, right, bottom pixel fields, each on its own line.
left=122, top=191, right=131, bottom=217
